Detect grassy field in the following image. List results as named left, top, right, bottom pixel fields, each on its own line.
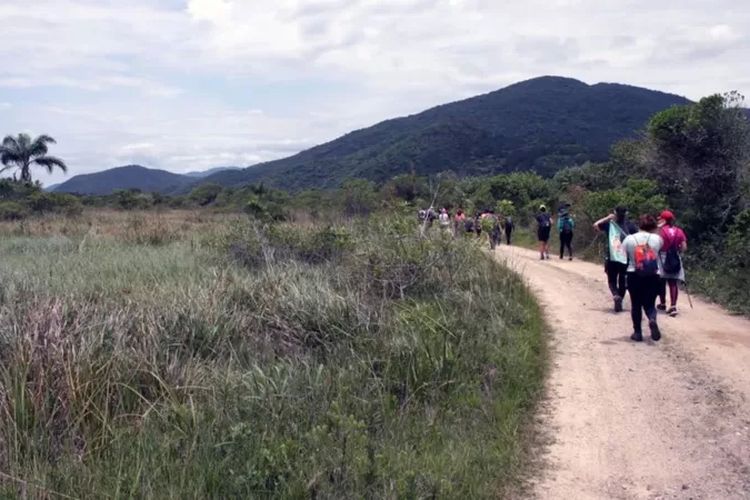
left=0, top=209, right=545, bottom=498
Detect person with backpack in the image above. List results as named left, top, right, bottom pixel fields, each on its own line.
left=657, top=210, right=687, bottom=317
left=504, top=215, right=514, bottom=245
left=557, top=207, right=575, bottom=260
left=536, top=205, right=553, bottom=259
left=438, top=208, right=451, bottom=232
left=594, top=206, right=638, bottom=312
left=622, top=214, right=664, bottom=342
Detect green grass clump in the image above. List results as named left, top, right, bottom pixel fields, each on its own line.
left=0, top=211, right=544, bottom=498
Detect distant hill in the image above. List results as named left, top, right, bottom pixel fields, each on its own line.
left=54, top=165, right=194, bottom=195
left=185, top=166, right=241, bottom=178
left=53, top=165, right=240, bottom=195
left=200, top=76, right=691, bottom=191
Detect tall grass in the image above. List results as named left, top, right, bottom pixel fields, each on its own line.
left=0, top=210, right=544, bottom=498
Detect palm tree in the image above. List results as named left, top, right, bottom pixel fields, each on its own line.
left=0, top=133, right=68, bottom=183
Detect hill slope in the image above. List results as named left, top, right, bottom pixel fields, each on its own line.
left=54, top=165, right=193, bottom=195
left=201, top=76, right=691, bottom=190
left=53, top=166, right=239, bottom=195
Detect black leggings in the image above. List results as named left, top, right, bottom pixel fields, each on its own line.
left=627, top=273, right=660, bottom=334
left=606, top=261, right=628, bottom=299
left=559, top=232, right=573, bottom=258
left=505, top=228, right=512, bottom=245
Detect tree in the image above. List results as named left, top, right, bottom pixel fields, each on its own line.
left=0, top=133, right=68, bottom=183
left=646, top=93, right=750, bottom=240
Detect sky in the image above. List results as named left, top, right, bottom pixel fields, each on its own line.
left=0, top=0, right=748, bottom=186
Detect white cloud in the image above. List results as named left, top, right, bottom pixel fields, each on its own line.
left=0, top=0, right=748, bottom=186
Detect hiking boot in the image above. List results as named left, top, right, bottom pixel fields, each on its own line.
left=668, top=307, right=678, bottom=317
left=657, top=303, right=667, bottom=312
left=569, top=256, right=573, bottom=261
left=630, top=332, right=644, bottom=342
left=540, top=254, right=545, bottom=260
left=649, top=320, right=662, bottom=341
left=613, top=295, right=623, bottom=313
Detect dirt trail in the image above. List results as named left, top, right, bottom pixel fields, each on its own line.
left=494, top=245, right=750, bottom=500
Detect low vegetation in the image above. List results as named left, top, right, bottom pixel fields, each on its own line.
left=0, top=210, right=545, bottom=498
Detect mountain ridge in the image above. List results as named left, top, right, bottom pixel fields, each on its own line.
left=197, top=76, right=692, bottom=190
left=52, top=165, right=240, bottom=195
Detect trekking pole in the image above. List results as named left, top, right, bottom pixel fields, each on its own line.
left=683, top=280, right=694, bottom=309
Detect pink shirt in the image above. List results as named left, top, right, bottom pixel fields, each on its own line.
left=660, top=225, right=686, bottom=252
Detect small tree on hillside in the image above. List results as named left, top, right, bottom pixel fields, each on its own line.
left=0, top=133, right=68, bottom=183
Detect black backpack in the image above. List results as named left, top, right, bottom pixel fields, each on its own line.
left=663, top=247, right=682, bottom=274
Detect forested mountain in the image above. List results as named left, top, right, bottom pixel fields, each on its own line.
left=200, top=76, right=691, bottom=190
left=53, top=165, right=194, bottom=195
left=53, top=166, right=238, bottom=195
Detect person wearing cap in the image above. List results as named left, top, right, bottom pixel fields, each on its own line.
left=535, top=204, right=553, bottom=259
left=657, top=210, right=687, bottom=316
left=594, top=206, right=638, bottom=312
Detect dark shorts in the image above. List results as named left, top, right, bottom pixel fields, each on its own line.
left=537, top=227, right=551, bottom=242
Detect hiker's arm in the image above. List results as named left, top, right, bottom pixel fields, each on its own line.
left=593, top=214, right=614, bottom=230
left=680, top=241, right=688, bottom=252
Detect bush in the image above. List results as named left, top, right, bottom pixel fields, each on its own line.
left=0, top=201, right=29, bottom=220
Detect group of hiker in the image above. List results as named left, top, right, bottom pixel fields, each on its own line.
left=418, top=207, right=515, bottom=247
left=592, top=206, right=688, bottom=343
left=420, top=202, right=689, bottom=343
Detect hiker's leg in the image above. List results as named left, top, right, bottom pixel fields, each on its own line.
left=559, top=235, right=565, bottom=259
left=627, top=274, right=643, bottom=333
left=618, top=266, right=628, bottom=299
left=606, top=262, right=619, bottom=297
left=643, top=276, right=659, bottom=323
left=658, top=278, right=667, bottom=306
left=506, top=230, right=511, bottom=245
left=566, top=233, right=573, bottom=257
left=668, top=279, right=679, bottom=306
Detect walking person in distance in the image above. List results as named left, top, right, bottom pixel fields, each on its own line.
left=557, top=206, right=575, bottom=260
left=657, top=210, right=688, bottom=317
left=504, top=215, right=514, bottom=245
left=623, top=214, right=664, bottom=342
left=594, top=206, right=638, bottom=312
left=536, top=205, right=553, bottom=260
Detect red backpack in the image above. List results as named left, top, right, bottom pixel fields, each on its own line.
left=634, top=235, right=659, bottom=277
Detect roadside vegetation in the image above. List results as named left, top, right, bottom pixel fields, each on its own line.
left=0, top=209, right=545, bottom=498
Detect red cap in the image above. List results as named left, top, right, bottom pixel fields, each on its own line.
left=660, top=210, right=675, bottom=222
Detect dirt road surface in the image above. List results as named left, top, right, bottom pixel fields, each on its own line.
left=494, top=245, right=750, bottom=500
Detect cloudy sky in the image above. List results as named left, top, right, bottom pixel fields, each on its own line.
left=1, top=0, right=748, bottom=185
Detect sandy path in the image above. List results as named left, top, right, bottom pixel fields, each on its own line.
left=494, top=245, right=750, bottom=500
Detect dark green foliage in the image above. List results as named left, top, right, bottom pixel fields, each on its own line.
left=0, top=201, right=29, bottom=220
left=645, top=92, right=750, bottom=242
left=189, top=182, right=223, bottom=206
left=200, top=76, right=690, bottom=190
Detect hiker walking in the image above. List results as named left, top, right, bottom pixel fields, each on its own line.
left=557, top=207, right=575, bottom=260
left=483, top=210, right=502, bottom=250
left=657, top=210, right=687, bottom=317
left=622, top=214, right=664, bottom=342
left=504, top=215, right=514, bottom=245
left=594, top=206, right=638, bottom=312
left=438, top=208, right=451, bottom=234
left=454, top=209, right=466, bottom=236
left=536, top=205, right=553, bottom=259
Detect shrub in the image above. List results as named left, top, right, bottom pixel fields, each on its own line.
left=0, top=201, right=29, bottom=220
